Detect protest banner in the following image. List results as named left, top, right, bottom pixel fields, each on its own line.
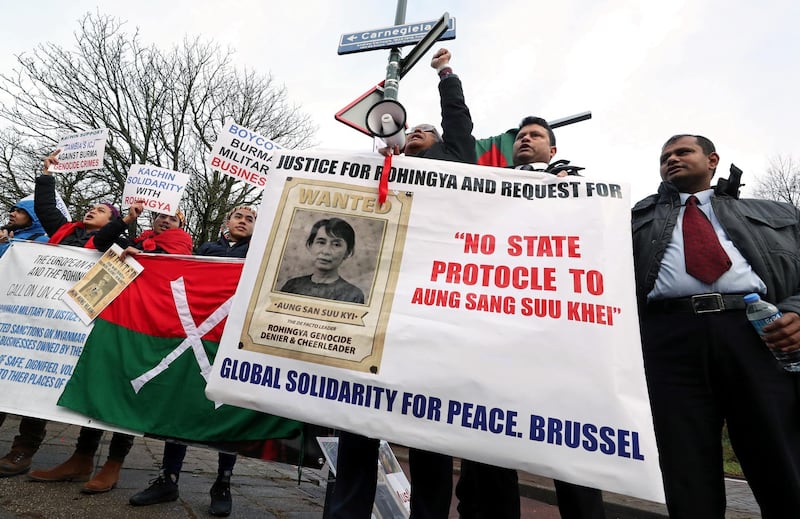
left=48, top=128, right=109, bottom=173
left=122, top=164, right=189, bottom=216
left=63, top=244, right=143, bottom=324
left=207, top=118, right=282, bottom=188
left=205, top=148, right=665, bottom=501
left=0, top=242, right=130, bottom=432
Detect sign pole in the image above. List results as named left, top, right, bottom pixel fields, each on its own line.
left=549, top=111, right=592, bottom=129
left=383, top=0, right=407, bottom=103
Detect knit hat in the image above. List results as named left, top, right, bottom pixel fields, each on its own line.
left=99, top=202, right=120, bottom=219
left=174, top=209, right=186, bottom=227
left=226, top=205, right=257, bottom=220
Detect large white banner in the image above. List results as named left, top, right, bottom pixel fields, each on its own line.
left=205, top=149, right=664, bottom=501
left=0, top=242, right=132, bottom=431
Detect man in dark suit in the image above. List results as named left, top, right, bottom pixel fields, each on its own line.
left=455, top=116, right=605, bottom=519
left=632, top=134, right=800, bottom=518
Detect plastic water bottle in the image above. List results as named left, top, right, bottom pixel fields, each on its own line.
left=744, top=293, right=800, bottom=372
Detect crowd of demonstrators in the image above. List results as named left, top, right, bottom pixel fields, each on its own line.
left=329, top=47, right=475, bottom=519
left=2, top=55, right=799, bottom=519
left=34, top=199, right=193, bottom=495
left=0, top=148, right=263, bottom=515
left=632, top=134, right=800, bottom=518
left=23, top=150, right=136, bottom=494
left=128, top=204, right=256, bottom=517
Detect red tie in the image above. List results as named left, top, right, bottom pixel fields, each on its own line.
left=682, top=195, right=732, bottom=284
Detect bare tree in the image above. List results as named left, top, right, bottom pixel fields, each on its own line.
left=0, top=128, right=42, bottom=209
left=0, top=12, right=316, bottom=244
left=751, top=155, right=800, bottom=208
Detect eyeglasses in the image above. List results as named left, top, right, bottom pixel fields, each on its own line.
left=406, top=124, right=436, bottom=136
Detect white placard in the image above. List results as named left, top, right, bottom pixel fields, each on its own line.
left=122, top=164, right=190, bottom=216
left=207, top=118, right=281, bottom=188
left=50, top=128, right=109, bottom=173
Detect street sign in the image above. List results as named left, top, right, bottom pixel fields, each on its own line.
left=335, top=82, right=390, bottom=136
left=399, top=13, right=450, bottom=78
left=338, top=17, right=456, bottom=55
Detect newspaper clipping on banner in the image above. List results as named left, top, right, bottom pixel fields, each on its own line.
left=64, top=244, right=144, bottom=324
left=206, top=149, right=664, bottom=502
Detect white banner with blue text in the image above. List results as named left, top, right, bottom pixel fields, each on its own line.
left=0, top=242, right=136, bottom=432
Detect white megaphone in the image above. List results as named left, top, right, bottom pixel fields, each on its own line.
left=366, top=99, right=407, bottom=149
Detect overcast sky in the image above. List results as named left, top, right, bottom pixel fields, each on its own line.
left=1, top=0, right=797, bottom=202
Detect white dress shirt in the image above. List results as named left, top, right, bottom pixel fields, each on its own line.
left=648, top=189, right=766, bottom=300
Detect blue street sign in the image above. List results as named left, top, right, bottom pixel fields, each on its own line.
left=338, top=17, right=456, bottom=55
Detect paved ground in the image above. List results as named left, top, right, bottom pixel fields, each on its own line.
left=0, top=416, right=762, bottom=518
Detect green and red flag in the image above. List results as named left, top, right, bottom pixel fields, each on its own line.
left=475, top=129, right=517, bottom=167
left=58, top=255, right=301, bottom=442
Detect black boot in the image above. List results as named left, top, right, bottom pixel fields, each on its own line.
left=129, top=470, right=179, bottom=506
left=209, top=470, right=232, bottom=517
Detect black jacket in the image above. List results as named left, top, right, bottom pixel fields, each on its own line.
left=197, top=236, right=251, bottom=258
left=34, top=175, right=71, bottom=237
left=34, top=175, right=106, bottom=248
left=632, top=181, right=800, bottom=314
left=415, top=75, right=476, bottom=165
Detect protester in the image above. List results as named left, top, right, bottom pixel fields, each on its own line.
left=129, top=204, right=256, bottom=517
left=0, top=198, right=52, bottom=477
left=455, top=116, right=605, bottom=519
left=196, top=206, right=256, bottom=257
left=93, top=200, right=192, bottom=256
left=280, top=217, right=365, bottom=303
left=632, top=134, right=800, bottom=517
left=329, top=47, right=475, bottom=519
left=0, top=198, right=49, bottom=255
left=24, top=149, right=135, bottom=493
left=34, top=150, right=119, bottom=248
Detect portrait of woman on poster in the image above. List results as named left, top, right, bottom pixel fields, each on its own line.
left=280, top=217, right=365, bottom=304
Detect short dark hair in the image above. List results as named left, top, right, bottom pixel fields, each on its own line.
left=518, top=116, right=556, bottom=146
left=306, top=218, right=356, bottom=256
left=662, top=134, right=716, bottom=155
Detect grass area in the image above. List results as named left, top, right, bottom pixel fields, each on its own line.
left=722, top=423, right=744, bottom=477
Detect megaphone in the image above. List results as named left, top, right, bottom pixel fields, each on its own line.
left=366, top=99, right=407, bottom=149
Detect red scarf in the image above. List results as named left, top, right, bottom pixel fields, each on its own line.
left=48, top=222, right=97, bottom=249
left=133, top=228, right=193, bottom=255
